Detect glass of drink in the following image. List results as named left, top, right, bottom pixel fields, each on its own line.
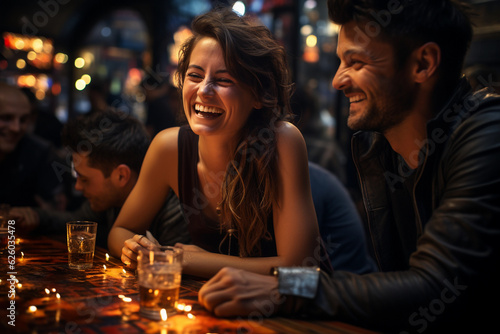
left=137, top=245, right=183, bottom=320
left=66, top=221, right=97, bottom=270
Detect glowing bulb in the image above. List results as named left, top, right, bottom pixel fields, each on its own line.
left=74, top=57, right=85, bottom=68
left=32, top=38, right=43, bottom=52
left=75, top=79, right=86, bottom=90
left=306, top=35, right=318, bottom=48
left=232, top=1, right=245, bottom=16
left=16, top=59, right=26, bottom=69
left=55, top=53, right=68, bottom=64
left=27, top=51, right=37, bottom=61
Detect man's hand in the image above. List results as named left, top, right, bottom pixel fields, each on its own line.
left=121, top=234, right=154, bottom=269
left=9, top=207, right=40, bottom=234
left=198, top=267, right=281, bottom=317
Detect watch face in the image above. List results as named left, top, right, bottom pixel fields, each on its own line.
left=276, top=267, right=320, bottom=299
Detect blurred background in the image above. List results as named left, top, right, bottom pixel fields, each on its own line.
left=1, top=0, right=499, bottom=198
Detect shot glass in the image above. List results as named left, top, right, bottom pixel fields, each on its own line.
left=66, top=221, right=97, bottom=270
left=137, top=246, right=183, bottom=320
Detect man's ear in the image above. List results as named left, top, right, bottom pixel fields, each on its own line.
left=253, top=100, right=263, bottom=110
left=112, top=164, right=132, bottom=187
left=412, top=42, right=441, bottom=83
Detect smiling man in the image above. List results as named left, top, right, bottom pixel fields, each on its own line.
left=198, top=1, right=500, bottom=332
left=11, top=109, right=189, bottom=249
left=0, top=83, right=65, bottom=208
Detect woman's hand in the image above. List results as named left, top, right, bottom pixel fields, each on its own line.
left=198, top=267, right=281, bottom=317
left=121, top=234, right=154, bottom=269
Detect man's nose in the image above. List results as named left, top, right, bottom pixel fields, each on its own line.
left=332, top=66, right=350, bottom=91
left=74, top=178, right=83, bottom=192
left=7, top=118, right=23, bottom=132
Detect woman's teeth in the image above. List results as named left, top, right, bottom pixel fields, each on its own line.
left=195, top=104, right=223, bottom=114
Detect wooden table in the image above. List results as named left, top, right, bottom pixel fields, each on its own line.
left=1, top=235, right=377, bottom=334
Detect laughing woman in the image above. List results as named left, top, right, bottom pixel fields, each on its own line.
left=108, top=7, right=329, bottom=278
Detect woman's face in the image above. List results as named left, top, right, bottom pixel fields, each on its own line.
left=182, top=37, right=261, bottom=139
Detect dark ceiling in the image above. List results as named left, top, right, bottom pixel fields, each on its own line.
left=2, top=0, right=499, bottom=68
left=1, top=0, right=157, bottom=49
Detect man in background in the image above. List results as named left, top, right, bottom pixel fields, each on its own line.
left=11, top=109, right=189, bottom=249
left=0, top=83, right=65, bottom=209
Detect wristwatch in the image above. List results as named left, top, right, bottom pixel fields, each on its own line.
left=271, top=267, right=320, bottom=299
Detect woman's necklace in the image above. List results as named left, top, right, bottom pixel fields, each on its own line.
left=199, top=162, right=222, bottom=216
left=199, top=162, right=236, bottom=255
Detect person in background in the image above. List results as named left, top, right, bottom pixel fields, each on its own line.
left=142, top=74, right=181, bottom=138
left=0, top=82, right=66, bottom=209
left=292, top=87, right=347, bottom=184
left=198, top=1, right=500, bottom=332
left=11, top=109, right=189, bottom=249
left=109, top=7, right=331, bottom=278
left=20, top=87, right=64, bottom=150
left=308, top=161, right=376, bottom=274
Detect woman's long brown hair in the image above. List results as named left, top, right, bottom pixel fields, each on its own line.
left=176, top=7, right=293, bottom=256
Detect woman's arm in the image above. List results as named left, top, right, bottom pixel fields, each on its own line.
left=179, top=122, right=320, bottom=278
left=271, top=122, right=319, bottom=267
left=176, top=243, right=278, bottom=278
left=107, top=127, right=179, bottom=260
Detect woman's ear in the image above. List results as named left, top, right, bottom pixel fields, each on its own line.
left=412, top=42, right=441, bottom=84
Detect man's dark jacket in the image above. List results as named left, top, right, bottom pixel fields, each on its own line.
left=283, top=79, right=500, bottom=333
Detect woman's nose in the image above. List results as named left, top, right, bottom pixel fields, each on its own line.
left=198, top=79, right=215, bottom=97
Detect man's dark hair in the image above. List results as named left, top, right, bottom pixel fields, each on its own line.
left=62, top=109, right=151, bottom=177
left=328, top=0, right=474, bottom=95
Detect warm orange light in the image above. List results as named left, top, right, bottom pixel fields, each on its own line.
left=16, top=59, right=26, bottom=69
left=160, top=308, right=168, bottom=321
left=35, top=89, right=45, bottom=100
left=303, top=46, right=320, bottom=63
left=52, top=83, right=61, bottom=96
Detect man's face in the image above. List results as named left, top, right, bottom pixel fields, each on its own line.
left=0, top=91, right=31, bottom=155
left=72, top=153, right=121, bottom=212
left=332, top=21, right=416, bottom=133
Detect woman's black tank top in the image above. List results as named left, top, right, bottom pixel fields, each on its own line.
left=177, top=125, right=277, bottom=257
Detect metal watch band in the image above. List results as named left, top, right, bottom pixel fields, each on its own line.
left=273, top=267, right=320, bottom=299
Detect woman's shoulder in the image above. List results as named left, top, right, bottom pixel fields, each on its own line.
left=273, top=121, right=308, bottom=166
left=143, top=126, right=181, bottom=193
left=150, top=126, right=181, bottom=151
left=274, top=121, right=305, bottom=146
